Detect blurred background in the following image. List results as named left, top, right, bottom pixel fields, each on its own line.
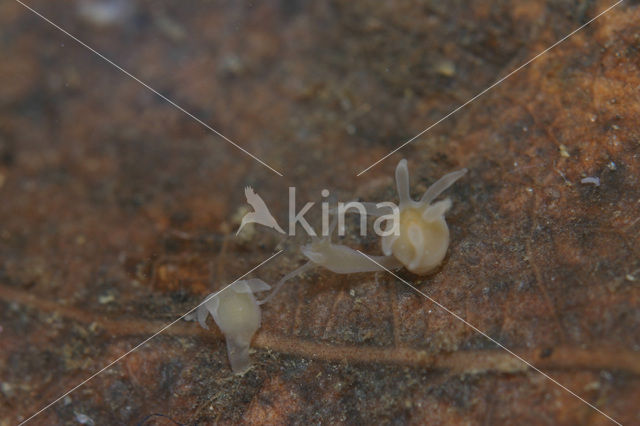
left=1, top=0, right=639, bottom=424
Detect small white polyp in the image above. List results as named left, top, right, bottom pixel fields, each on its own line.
left=186, top=279, right=270, bottom=374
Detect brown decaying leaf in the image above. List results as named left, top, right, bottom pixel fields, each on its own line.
left=1, top=0, right=639, bottom=424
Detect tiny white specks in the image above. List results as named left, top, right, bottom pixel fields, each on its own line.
left=74, top=412, right=95, bottom=426
left=581, top=177, right=600, bottom=187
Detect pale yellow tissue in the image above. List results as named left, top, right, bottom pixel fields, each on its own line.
left=381, top=159, right=466, bottom=275
left=185, top=279, right=270, bottom=374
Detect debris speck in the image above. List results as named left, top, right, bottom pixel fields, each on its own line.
left=77, top=0, right=133, bottom=27
left=434, top=60, right=456, bottom=77
left=580, top=177, right=600, bottom=187
left=74, top=412, right=95, bottom=426
left=98, top=293, right=115, bottom=304
left=219, top=54, right=244, bottom=76
left=607, top=161, right=617, bottom=171
left=154, top=13, right=186, bottom=41
left=584, top=381, right=601, bottom=391
left=555, top=167, right=571, bottom=186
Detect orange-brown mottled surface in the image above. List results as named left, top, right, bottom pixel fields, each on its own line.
left=1, top=0, right=639, bottom=425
